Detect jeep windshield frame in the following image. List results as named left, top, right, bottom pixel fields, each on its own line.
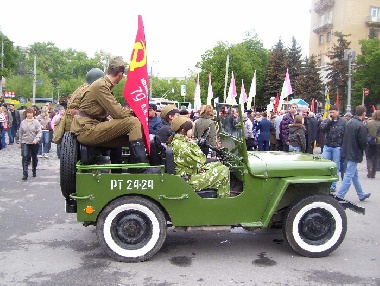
left=216, top=103, right=248, bottom=165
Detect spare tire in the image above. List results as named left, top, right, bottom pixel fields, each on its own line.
left=60, top=132, right=79, bottom=200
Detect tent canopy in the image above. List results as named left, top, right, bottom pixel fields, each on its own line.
left=289, top=98, right=309, bottom=106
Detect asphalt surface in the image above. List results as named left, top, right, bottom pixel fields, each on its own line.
left=0, top=143, right=379, bottom=286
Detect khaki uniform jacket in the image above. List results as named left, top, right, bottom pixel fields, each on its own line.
left=71, top=76, right=134, bottom=137
left=193, top=116, right=218, bottom=147
left=70, top=76, right=141, bottom=147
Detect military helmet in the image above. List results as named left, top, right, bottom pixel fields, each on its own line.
left=86, top=68, right=105, bottom=84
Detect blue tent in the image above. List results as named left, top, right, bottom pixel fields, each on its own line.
left=289, top=98, right=309, bottom=106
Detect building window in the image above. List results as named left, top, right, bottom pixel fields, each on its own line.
left=327, top=31, right=331, bottom=42
left=319, top=34, right=324, bottom=45
left=371, top=7, right=379, bottom=18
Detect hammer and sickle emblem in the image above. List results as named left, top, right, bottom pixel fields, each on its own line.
left=129, top=40, right=147, bottom=71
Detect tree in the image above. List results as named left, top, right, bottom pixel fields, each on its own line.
left=287, top=36, right=303, bottom=95
left=295, top=55, right=323, bottom=103
left=353, top=38, right=380, bottom=109
left=263, top=39, right=288, bottom=101
left=325, top=32, right=351, bottom=110
left=197, top=31, right=269, bottom=107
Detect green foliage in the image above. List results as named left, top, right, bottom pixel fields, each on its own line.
left=296, top=55, right=323, bottom=102
left=197, top=32, right=269, bottom=107
left=353, top=38, right=380, bottom=108
left=325, top=32, right=351, bottom=104
left=263, top=39, right=288, bottom=100
left=287, top=37, right=303, bottom=94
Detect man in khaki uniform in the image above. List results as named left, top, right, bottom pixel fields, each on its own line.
left=71, top=56, right=148, bottom=167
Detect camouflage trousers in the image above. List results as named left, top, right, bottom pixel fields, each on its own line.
left=188, top=161, right=230, bottom=198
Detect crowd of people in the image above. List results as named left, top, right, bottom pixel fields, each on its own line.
left=147, top=101, right=379, bottom=202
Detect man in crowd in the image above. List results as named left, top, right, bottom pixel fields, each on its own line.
left=336, top=105, right=371, bottom=202
left=320, top=105, right=346, bottom=193
left=300, top=106, right=318, bottom=154
left=148, top=103, right=162, bottom=135
left=280, top=103, right=298, bottom=152
left=274, top=110, right=285, bottom=151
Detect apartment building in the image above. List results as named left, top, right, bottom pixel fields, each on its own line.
left=310, top=0, right=380, bottom=69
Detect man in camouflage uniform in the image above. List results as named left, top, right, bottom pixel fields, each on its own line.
left=170, top=116, right=230, bottom=198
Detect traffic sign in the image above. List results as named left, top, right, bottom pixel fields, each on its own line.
left=364, top=88, right=369, bottom=96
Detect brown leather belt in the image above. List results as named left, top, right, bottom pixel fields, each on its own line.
left=77, top=110, right=98, bottom=120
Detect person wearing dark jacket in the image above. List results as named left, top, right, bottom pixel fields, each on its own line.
left=300, top=106, right=319, bottom=154
left=148, top=104, right=162, bottom=135
left=280, top=103, right=298, bottom=152
left=288, top=115, right=306, bottom=153
left=256, top=112, right=274, bottom=151
left=336, top=105, right=371, bottom=202
left=320, top=105, right=347, bottom=193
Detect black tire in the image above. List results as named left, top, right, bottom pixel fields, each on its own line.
left=283, top=194, right=347, bottom=258
left=60, top=132, right=79, bottom=200
left=96, top=196, right=167, bottom=262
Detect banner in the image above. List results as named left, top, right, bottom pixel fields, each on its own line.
left=323, top=89, right=330, bottom=119
left=123, top=15, right=150, bottom=154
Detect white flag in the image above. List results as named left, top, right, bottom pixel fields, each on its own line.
left=193, top=73, right=202, bottom=112
left=207, top=72, right=213, bottom=105
left=248, top=70, right=256, bottom=109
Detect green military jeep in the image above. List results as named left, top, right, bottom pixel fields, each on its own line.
left=60, top=103, right=364, bottom=262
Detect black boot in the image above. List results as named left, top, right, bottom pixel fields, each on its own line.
left=22, top=157, right=28, bottom=181
left=128, top=139, right=149, bottom=173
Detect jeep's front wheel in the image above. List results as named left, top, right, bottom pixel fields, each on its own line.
left=283, top=194, right=347, bottom=258
left=96, top=196, right=167, bottom=262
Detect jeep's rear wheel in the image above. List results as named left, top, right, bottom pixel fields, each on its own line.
left=60, top=132, right=79, bottom=200
left=96, top=196, right=167, bottom=262
left=283, top=194, right=347, bottom=258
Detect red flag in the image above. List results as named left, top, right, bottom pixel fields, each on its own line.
left=274, top=93, right=280, bottom=114
left=123, top=15, right=150, bottom=154
left=335, top=91, right=339, bottom=108
left=311, top=98, right=315, bottom=112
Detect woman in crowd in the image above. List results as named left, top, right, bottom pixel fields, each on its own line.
left=193, top=105, right=218, bottom=155
left=288, top=115, right=306, bottom=153
left=18, top=108, right=42, bottom=180
left=1, top=105, right=10, bottom=149
left=169, top=116, right=230, bottom=198
left=36, top=106, right=52, bottom=158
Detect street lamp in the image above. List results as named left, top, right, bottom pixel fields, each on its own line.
left=149, top=60, right=159, bottom=100
left=344, top=49, right=356, bottom=113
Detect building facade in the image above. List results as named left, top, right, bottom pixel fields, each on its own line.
left=310, top=0, right=380, bottom=68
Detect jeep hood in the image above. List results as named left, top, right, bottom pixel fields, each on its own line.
left=247, top=151, right=337, bottom=178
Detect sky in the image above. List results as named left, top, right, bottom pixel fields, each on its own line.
left=1, top=0, right=312, bottom=78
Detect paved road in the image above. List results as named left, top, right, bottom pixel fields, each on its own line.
left=0, top=145, right=379, bottom=285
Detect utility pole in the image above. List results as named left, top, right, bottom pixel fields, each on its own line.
left=344, top=49, right=355, bottom=113
left=32, top=54, right=37, bottom=105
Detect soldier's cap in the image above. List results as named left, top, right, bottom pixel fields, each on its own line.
left=160, top=104, right=179, bottom=119
left=149, top=103, right=157, bottom=111
left=108, top=56, right=125, bottom=69
left=171, top=115, right=190, bottom=132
